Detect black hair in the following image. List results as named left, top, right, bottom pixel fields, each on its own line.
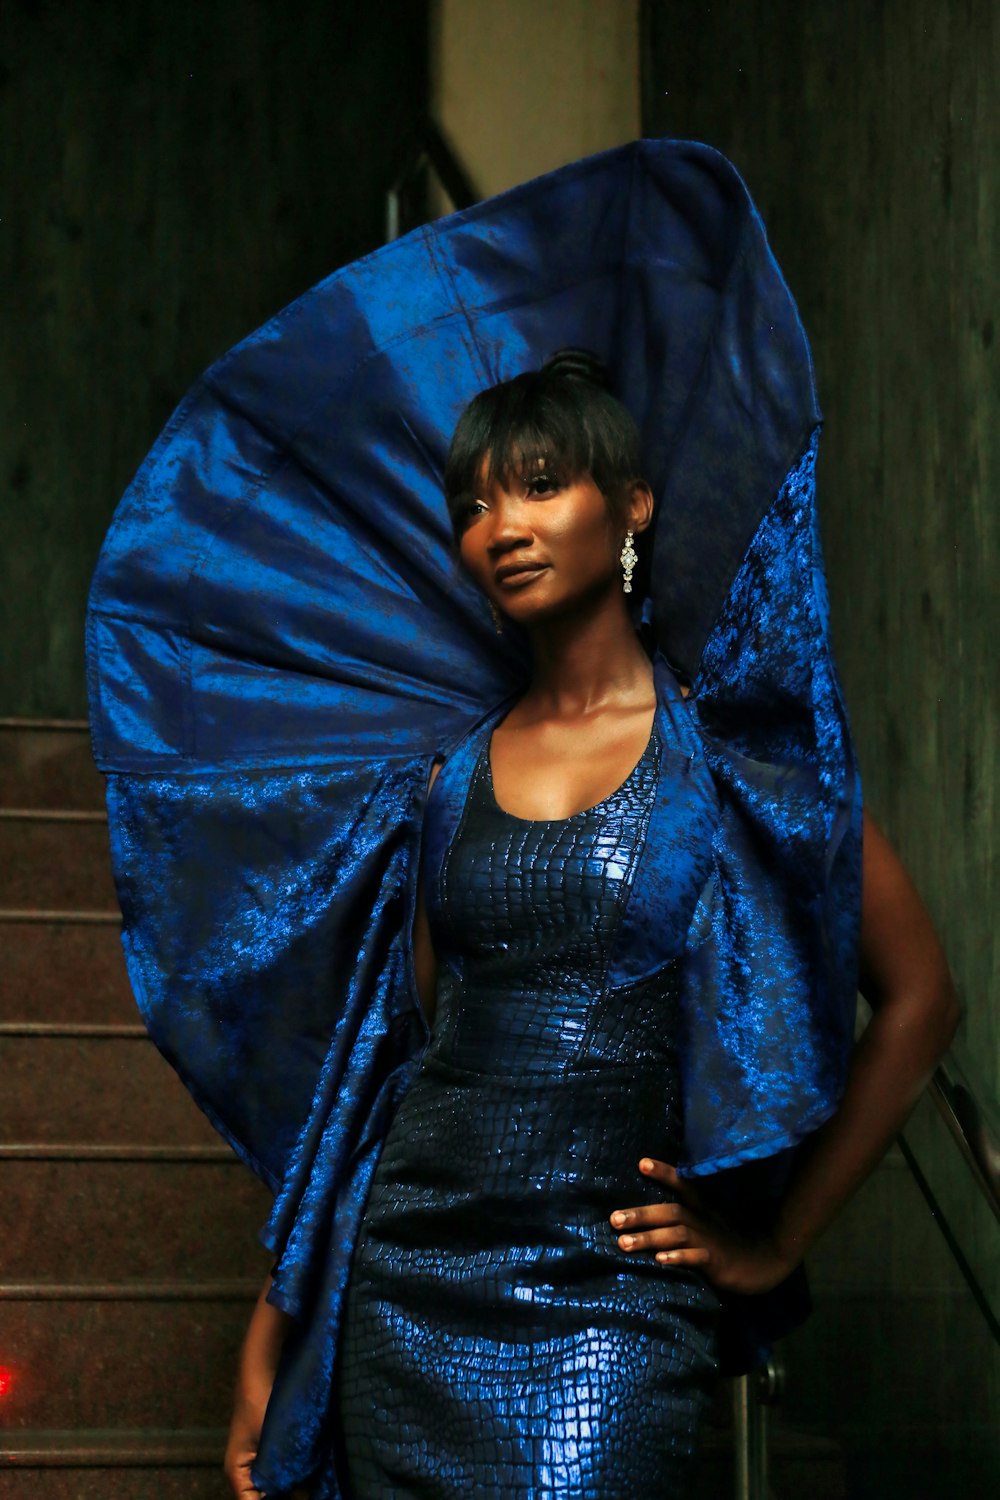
left=443, top=348, right=646, bottom=539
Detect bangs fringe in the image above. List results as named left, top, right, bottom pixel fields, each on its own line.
left=444, top=365, right=639, bottom=532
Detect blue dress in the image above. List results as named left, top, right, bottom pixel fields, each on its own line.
left=333, top=714, right=721, bottom=1497
left=84, top=140, right=865, bottom=1495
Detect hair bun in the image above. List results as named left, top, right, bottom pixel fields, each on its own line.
left=541, top=347, right=611, bottom=392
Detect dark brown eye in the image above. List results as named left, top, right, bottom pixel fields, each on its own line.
left=526, top=473, right=558, bottom=496
left=456, top=497, right=487, bottom=529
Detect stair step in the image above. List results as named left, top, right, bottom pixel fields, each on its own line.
left=0, top=1145, right=235, bottom=1161
left=0, top=809, right=107, bottom=822
left=1, top=1037, right=222, bottom=1148
left=0, top=922, right=136, bottom=1025
left=0, top=1464, right=236, bottom=1500
left=2, top=1159, right=269, bottom=1282
left=0, top=1298, right=251, bottom=1429
left=0, top=724, right=104, bottom=812
left=0, top=1427, right=226, bottom=1466
left=0, top=1023, right=146, bottom=1037
left=0, top=1424, right=295, bottom=1499
left=0, top=1282, right=262, bottom=1301
left=0, top=910, right=120, bottom=923
left=0, top=819, right=118, bottom=911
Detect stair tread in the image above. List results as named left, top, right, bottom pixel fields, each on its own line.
left=0, top=724, right=105, bottom=811
left=1, top=923, right=140, bottom=1024
left=3, top=1036, right=224, bottom=1146
left=0, top=909, right=121, bottom=920
left=0, top=820, right=119, bottom=909
left=1, top=1300, right=251, bottom=1428
left=0, top=1143, right=237, bottom=1159
left=0, top=1426, right=226, bottom=1466
left=2, top=1159, right=269, bottom=1280
left=0, top=1279, right=260, bottom=1299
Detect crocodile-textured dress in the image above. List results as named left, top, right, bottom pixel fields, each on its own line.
left=332, top=711, right=722, bottom=1498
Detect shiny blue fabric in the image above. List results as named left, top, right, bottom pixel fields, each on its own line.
left=85, top=138, right=862, bottom=1496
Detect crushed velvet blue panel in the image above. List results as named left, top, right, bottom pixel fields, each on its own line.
left=86, top=138, right=862, bottom=1496
left=680, top=430, right=863, bottom=1176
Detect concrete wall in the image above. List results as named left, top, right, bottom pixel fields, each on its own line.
left=430, top=0, right=639, bottom=201
left=1, top=0, right=428, bottom=718
left=643, top=0, right=998, bottom=1112
left=641, top=1, right=1000, bottom=1486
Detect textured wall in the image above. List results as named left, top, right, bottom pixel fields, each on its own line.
left=1, top=0, right=428, bottom=718
left=643, top=0, right=998, bottom=1110
left=641, top=0, right=999, bottom=1484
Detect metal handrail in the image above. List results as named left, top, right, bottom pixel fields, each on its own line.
left=896, top=1129, right=1000, bottom=1346
left=893, top=1046, right=1000, bottom=1349
left=384, top=114, right=478, bottom=241
left=732, top=1357, right=783, bottom=1500
left=927, top=1053, right=1000, bottom=1223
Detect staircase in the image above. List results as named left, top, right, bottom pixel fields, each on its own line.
left=0, top=719, right=273, bottom=1498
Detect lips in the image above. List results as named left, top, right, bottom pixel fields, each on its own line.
left=495, top=562, right=549, bottom=586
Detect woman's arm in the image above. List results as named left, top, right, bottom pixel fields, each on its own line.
left=224, top=1272, right=293, bottom=1497
left=763, top=806, right=961, bottom=1272
left=610, top=806, right=962, bottom=1294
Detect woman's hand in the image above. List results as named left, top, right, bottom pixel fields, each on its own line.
left=224, top=1388, right=269, bottom=1498
left=609, top=1157, right=796, bottom=1297
left=223, top=1271, right=292, bottom=1498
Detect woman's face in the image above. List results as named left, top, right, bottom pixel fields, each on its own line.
left=458, top=453, right=642, bottom=628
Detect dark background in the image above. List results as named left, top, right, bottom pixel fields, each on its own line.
left=1, top=0, right=429, bottom=717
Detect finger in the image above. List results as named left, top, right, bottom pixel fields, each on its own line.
left=637, top=1155, right=671, bottom=1179
left=656, top=1246, right=711, bottom=1267
left=642, top=1159, right=711, bottom=1215
left=615, top=1219, right=700, bottom=1254
left=242, top=1466, right=266, bottom=1500
left=227, top=1454, right=265, bottom=1499
left=609, top=1200, right=684, bottom=1231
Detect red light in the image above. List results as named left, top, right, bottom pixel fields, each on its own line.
left=0, top=1367, right=11, bottom=1397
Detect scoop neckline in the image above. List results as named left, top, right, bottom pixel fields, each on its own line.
left=483, top=715, right=659, bottom=826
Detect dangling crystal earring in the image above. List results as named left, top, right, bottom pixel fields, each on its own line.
left=489, top=600, right=504, bottom=634
left=620, top=529, right=637, bottom=593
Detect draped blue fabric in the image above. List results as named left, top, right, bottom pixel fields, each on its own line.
left=85, top=137, right=862, bottom=1496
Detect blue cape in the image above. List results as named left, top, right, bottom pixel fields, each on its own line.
left=85, top=137, right=862, bottom=1496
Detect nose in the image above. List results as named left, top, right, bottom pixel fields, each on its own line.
left=484, top=496, right=533, bottom=556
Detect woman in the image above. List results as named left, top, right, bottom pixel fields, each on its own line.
left=85, top=137, right=959, bottom=1500
left=224, top=352, right=959, bottom=1498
